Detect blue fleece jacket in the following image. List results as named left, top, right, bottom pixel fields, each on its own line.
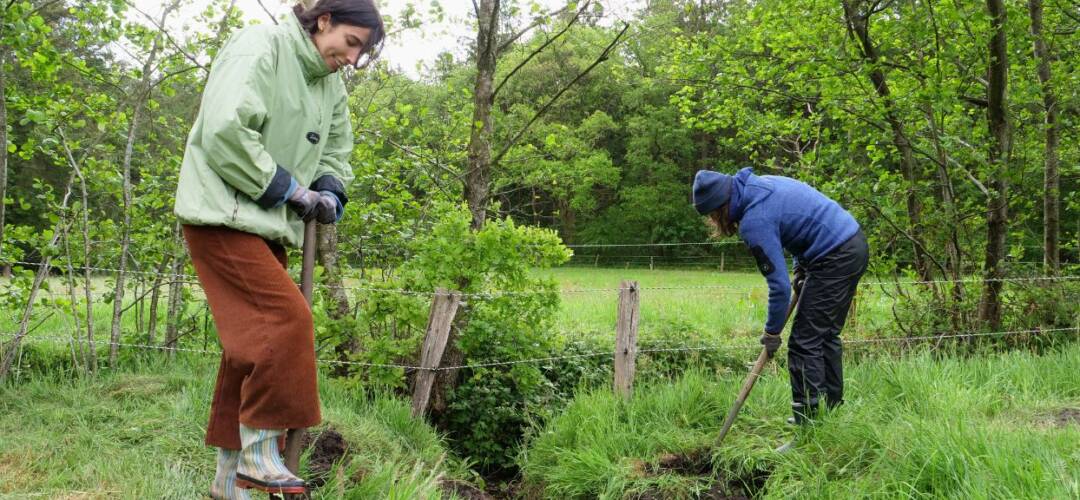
left=727, top=168, right=860, bottom=333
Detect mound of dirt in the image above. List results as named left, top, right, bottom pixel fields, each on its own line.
left=304, top=428, right=349, bottom=488
left=651, top=451, right=713, bottom=475
left=440, top=479, right=496, bottom=499
left=633, top=450, right=770, bottom=500
left=1054, top=408, right=1080, bottom=427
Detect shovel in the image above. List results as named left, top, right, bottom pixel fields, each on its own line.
left=714, top=285, right=801, bottom=447
left=281, top=220, right=317, bottom=499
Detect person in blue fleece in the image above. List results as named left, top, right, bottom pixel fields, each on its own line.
left=693, top=167, right=868, bottom=424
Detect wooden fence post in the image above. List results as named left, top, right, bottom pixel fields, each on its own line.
left=411, top=288, right=462, bottom=417
left=614, top=280, right=640, bottom=400
left=720, top=252, right=725, bottom=272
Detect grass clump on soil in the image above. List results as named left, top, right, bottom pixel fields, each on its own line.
left=520, top=343, right=1080, bottom=499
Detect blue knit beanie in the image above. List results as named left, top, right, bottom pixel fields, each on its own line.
left=692, top=170, right=733, bottom=215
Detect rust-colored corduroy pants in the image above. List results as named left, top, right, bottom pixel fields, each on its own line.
left=183, top=224, right=321, bottom=450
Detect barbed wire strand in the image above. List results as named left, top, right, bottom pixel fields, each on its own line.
left=4, top=327, right=1075, bottom=373
left=8, top=260, right=1079, bottom=298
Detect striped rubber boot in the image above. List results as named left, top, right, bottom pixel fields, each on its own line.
left=209, top=448, right=251, bottom=500
left=235, top=424, right=306, bottom=495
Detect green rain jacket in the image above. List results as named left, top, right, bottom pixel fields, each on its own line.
left=174, top=12, right=354, bottom=248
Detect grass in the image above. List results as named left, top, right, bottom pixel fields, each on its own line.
left=536, top=267, right=895, bottom=348
left=2, top=267, right=1075, bottom=498
left=6, top=265, right=1033, bottom=356
left=0, top=355, right=471, bottom=499
left=519, top=342, right=1080, bottom=499
left=2, top=267, right=899, bottom=357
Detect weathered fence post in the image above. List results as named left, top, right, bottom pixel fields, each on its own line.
left=614, top=280, right=640, bottom=400
left=720, top=252, right=725, bottom=272
left=411, top=288, right=462, bottom=417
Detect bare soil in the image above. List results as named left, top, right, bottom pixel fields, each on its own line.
left=631, top=449, right=770, bottom=499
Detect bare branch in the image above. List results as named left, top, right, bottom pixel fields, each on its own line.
left=150, top=65, right=201, bottom=90
left=61, top=58, right=126, bottom=94
left=492, top=22, right=629, bottom=167
left=357, top=128, right=466, bottom=184
left=27, top=0, right=64, bottom=16
left=945, top=138, right=992, bottom=196
left=862, top=200, right=948, bottom=278
left=492, top=0, right=589, bottom=102
left=123, top=0, right=207, bottom=74
left=486, top=0, right=502, bottom=58
left=496, top=2, right=574, bottom=54
left=1053, top=0, right=1080, bottom=22
left=255, top=0, right=279, bottom=24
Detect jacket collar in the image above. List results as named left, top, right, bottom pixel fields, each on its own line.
left=283, top=12, right=332, bottom=83
left=728, top=167, right=755, bottom=223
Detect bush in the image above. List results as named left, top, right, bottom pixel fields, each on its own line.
left=331, top=203, right=571, bottom=471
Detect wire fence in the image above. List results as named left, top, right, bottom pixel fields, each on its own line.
left=5, top=326, right=1077, bottom=374
left=4, top=251, right=1077, bottom=381
left=6, top=260, right=1080, bottom=299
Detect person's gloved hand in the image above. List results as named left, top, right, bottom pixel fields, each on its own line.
left=313, top=191, right=340, bottom=225
left=760, top=332, right=782, bottom=357
left=287, top=185, right=321, bottom=222
left=793, top=265, right=807, bottom=295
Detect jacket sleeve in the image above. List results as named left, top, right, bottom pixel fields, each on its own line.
left=309, top=88, right=354, bottom=209
left=741, top=220, right=791, bottom=334
left=198, top=52, right=294, bottom=209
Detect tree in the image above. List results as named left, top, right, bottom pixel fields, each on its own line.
left=1027, top=0, right=1059, bottom=275
left=841, top=0, right=932, bottom=283
left=978, top=0, right=1009, bottom=329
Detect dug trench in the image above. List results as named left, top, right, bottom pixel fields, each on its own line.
left=631, top=449, right=772, bottom=500
left=296, top=428, right=770, bottom=499
left=295, top=426, right=494, bottom=498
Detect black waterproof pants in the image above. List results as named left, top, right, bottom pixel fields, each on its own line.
left=788, top=230, right=868, bottom=416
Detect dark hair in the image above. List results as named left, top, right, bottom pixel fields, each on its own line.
left=707, top=204, right=738, bottom=238
left=293, top=0, right=385, bottom=68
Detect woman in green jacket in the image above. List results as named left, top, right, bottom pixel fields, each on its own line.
left=173, top=1, right=383, bottom=497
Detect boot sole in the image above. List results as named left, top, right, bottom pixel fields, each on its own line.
left=235, top=473, right=306, bottom=494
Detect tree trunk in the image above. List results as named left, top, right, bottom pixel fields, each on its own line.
left=464, top=0, right=500, bottom=230
left=147, top=253, right=171, bottom=345
left=1028, top=0, right=1059, bottom=276
left=842, top=0, right=932, bottom=283
left=922, top=103, right=965, bottom=327
left=317, top=225, right=350, bottom=319
left=0, top=26, right=9, bottom=277
left=979, top=0, right=1010, bottom=329
left=61, top=219, right=86, bottom=372
left=58, top=128, right=97, bottom=371
left=77, top=168, right=95, bottom=371
left=109, top=6, right=172, bottom=367
left=0, top=173, right=76, bottom=380
left=430, top=0, right=501, bottom=417
left=558, top=198, right=576, bottom=245
left=0, top=255, right=54, bottom=380
left=164, top=222, right=185, bottom=355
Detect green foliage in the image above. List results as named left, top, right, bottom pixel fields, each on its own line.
left=326, top=204, right=571, bottom=471
left=404, top=204, right=571, bottom=471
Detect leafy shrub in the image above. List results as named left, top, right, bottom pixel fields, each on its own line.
left=331, top=203, right=571, bottom=471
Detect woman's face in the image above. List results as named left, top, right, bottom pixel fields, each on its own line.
left=311, top=14, right=373, bottom=72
